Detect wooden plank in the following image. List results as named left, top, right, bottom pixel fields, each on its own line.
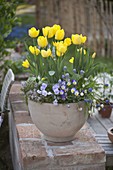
left=95, top=113, right=113, bottom=130
left=87, top=116, right=107, bottom=134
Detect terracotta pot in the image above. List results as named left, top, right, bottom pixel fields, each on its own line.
left=28, top=99, right=88, bottom=142
left=99, top=104, right=112, bottom=118
left=108, top=127, right=113, bottom=143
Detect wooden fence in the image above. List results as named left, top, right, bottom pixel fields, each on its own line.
left=35, top=0, right=113, bottom=58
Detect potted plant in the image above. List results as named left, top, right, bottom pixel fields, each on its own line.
left=96, top=72, right=113, bottom=118
left=21, top=24, right=100, bottom=142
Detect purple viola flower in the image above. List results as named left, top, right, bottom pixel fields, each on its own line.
left=105, top=99, right=109, bottom=104
left=53, top=88, right=60, bottom=95
left=42, top=90, right=48, bottom=96
left=71, top=87, right=76, bottom=94
left=61, top=94, right=66, bottom=100
left=40, top=83, right=47, bottom=90
left=52, top=84, right=59, bottom=91
left=58, top=79, right=62, bottom=84
left=61, top=84, right=66, bottom=90
left=60, top=90, right=64, bottom=95
left=72, top=80, right=77, bottom=85
left=88, top=88, right=93, bottom=92
left=104, top=83, right=109, bottom=87
left=74, top=90, right=79, bottom=96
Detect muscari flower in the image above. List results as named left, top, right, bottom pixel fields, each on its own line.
left=63, top=66, right=67, bottom=71
left=73, top=69, right=76, bottom=73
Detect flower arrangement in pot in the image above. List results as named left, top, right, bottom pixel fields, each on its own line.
left=95, top=72, right=113, bottom=118
left=21, top=24, right=100, bottom=142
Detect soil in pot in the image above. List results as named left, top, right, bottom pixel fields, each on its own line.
left=99, top=104, right=112, bottom=118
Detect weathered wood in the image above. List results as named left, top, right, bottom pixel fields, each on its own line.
left=88, top=110, right=113, bottom=167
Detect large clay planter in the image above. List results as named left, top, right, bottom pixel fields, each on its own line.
left=28, top=99, right=88, bottom=142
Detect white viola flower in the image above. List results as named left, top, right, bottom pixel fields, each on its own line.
left=84, top=90, right=87, bottom=94
left=84, top=78, right=88, bottom=81
left=37, top=90, right=42, bottom=94
left=101, top=104, right=104, bottom=108
left=80, top=92, right=84, bottom=96
left=93, top=99, right=96, bottom=103
left=48, top=92, right=52, bottom=95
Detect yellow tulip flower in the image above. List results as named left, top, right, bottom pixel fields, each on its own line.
left=71, top=34, right=82, bottom=45
left=48, top=27, right=55, bottom=38
left=28, top=27, right=40, bottom=38
left=53, top=24, right=61, bottom=34
left=57, top=43, right=67, bottom=54
left=41, top=49, right=52, bottom=58
left=56, top=50, right=62, bottom=57
left=29, top=46, right=40, bottom=55
left=37, top=36, right=48, bottom=48
left=64, top=38, right=71, bottom=46
left=22, top=59, right=30, bottom=68
left=69, top=57, right=74, bottom=64
left=80, top=34, right=87, bottom=43
left=55, top=29, right=65, bottom=40
left=92, top=52, right=96, bottom=58
left=42, top=26, right=50, bottom=37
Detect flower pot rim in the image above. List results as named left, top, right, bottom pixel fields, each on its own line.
left=108, top=127, right=113, bottom=135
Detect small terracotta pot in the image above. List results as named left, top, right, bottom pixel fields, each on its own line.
left=108, top=127, right=113, bottom=143
left=99, top=104, right=112, bottom=118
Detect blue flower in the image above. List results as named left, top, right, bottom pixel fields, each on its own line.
left=105, top=99, right=109, bottom=104
left=63, top=66, right=67, bottom=71
left=80, top=70, right=85, bottom=75
left=104, top=84, right=109, bottom=87
left=73, top=69, right=76, bottom=73
left=88, top=88, right=93, bottom=92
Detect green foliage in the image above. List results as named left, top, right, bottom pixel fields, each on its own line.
left=0, top=0, right=20, bottom=59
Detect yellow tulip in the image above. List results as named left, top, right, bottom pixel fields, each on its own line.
left=42, top=26, right=50, bottom=37
left=71, top=34, right=82, bottom=45
left=92, top=52, right=96, bottom=58
left=57, top=44, right=67, bottom=54
left=41, top=49, right=52, bottom=58
left=64, top=38, right=71, bottom=46
left=29, top=46, right=40, bottom=55
left=56, top=50, right=62, bottom=57
left=37, top=36, right=48, bottom=48
left=53, top=24, right=61, bottom=34
left=80, top=34, right=87, bottom=43
left=69, top=57, right=74, bottom=64
left=48, top=27, right=55, bottom=38
left=55, top=29, right=65, bottom=40
left=22, top=59, right=30, bottom=68
left=28, top=27, right=40, bottom=38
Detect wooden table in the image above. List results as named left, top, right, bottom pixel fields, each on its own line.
left=88, top=110, right=113, bottom=167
